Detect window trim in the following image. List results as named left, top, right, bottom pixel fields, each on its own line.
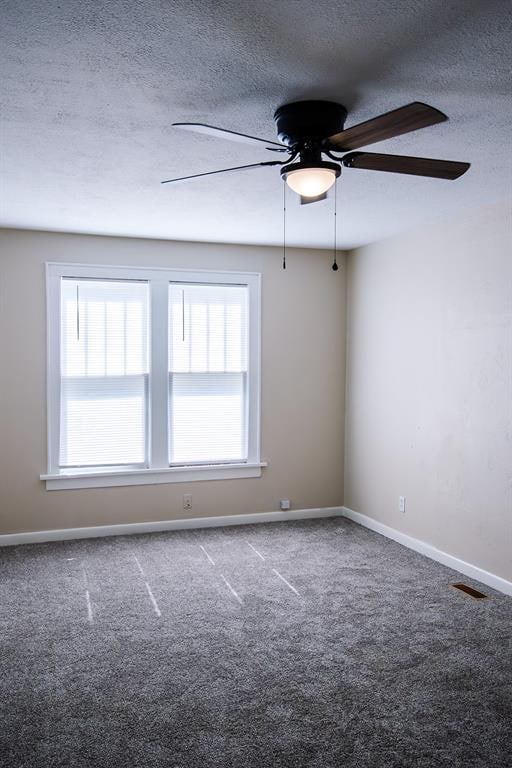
left=43, top=262, right=264, bottom=490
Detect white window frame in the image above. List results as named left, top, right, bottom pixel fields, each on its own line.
left=42, top=262, right=265, bottom=490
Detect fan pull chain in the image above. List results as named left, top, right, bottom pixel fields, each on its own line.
left=332, top=180, right=339, bottom=271
left=282, top=181, right=287, bottom=270
left=76, top=285, right=80, bottom=340
left=182, top=289, right=185, bottom=342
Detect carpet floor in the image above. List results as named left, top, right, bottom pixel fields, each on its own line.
left=0, top=518, right=511, bottom=768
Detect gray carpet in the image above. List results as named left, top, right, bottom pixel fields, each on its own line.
left=1, top=518, right=511, bottom=768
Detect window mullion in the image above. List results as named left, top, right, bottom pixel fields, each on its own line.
left=247, top=274, right=261, bottom=463
left=48, top=269, right=62, bottom=474
left=149, top=278, right=169, bottom=468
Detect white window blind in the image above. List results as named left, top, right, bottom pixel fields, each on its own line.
left=168, top=283, right=248, bottom=464
left=59, top=278, right=149, bottom=468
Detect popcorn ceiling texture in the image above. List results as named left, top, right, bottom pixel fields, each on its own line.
left=1, top=0, right=511, bottom=247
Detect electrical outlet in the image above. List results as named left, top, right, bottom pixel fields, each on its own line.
left=183, top=493, right=192, bottom=510
left=280, top=499, right=291, bottom=511
left=399, top=496, right=406, bottom=513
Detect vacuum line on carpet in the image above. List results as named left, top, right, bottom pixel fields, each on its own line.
left=244, top=542, right=300, bottom=598
left=272, top=568, right=301, bottom=596
left=199, top=544, right=242, bottom=605
left=220, top=573, right=244, bottom=605
left=199, top=545, right=216, bottom=566
left=132, top=555, right=161, bottom=616
left=145, top=582, right=161, bottom=617
left=81, top=565, right=94, bottom=622
left=85, top=589, right=93, bottom=623
left=133, top=554, right=145, bottom=576
left=246, top=541, right=265, bottom=561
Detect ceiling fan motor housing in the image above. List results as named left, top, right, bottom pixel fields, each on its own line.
left=273, top=100, right=348, bottom=149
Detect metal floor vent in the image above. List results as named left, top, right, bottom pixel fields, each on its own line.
left=451, top=582, right=487, bottom=599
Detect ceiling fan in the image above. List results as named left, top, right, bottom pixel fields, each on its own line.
left=162, top=100, right=470, bottom=203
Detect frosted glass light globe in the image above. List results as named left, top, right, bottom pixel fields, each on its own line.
left=285, top=167, right=337, bottom=197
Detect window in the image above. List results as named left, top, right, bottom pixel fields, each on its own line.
left=59, top=278, right=149, bottom=469
left=168, top=283, right=248, bottom=465
left=43, top=263, right=263, bottom=490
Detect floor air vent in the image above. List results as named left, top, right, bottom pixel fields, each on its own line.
left=451, top=583, right=487, bottom=599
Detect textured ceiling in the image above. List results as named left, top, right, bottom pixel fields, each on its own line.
left=1, top=0, right=511, bottom=248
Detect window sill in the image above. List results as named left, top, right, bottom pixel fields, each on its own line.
left=40, top=462, right=267, bottom=490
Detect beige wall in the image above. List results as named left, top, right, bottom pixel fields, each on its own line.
left=344, top=199, right=512, bottom=581
left=0, top=229, right=346, bottom=534
left=3, top=202, right=510, bottom=582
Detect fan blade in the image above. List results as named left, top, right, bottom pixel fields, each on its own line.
left=173, top=122, right=286, bottom=151
left=300, top=192, right=327, bottom=205
left=342, top=152, right=470, bottom=179
left=325, top=102, right=447, bottom=151
left=161, top=161, right=281, bottom=185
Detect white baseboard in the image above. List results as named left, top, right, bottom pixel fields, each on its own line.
left=0, top=506, right=343, bottom=547
left=341, top=506, right=512, bottom=597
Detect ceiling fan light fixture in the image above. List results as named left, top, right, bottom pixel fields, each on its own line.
left=281, top=161, right=341, bottom=198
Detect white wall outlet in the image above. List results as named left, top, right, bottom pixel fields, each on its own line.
left=280, top=499, right=291, bottom=511
left=399, top=496, right=406, bottom=513
left=183, top=493, right=192, bottom=510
